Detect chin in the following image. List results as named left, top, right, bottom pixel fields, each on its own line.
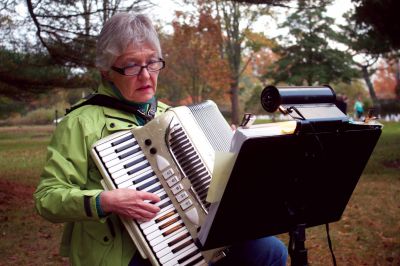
left=129, top=94, right=154, bottom=103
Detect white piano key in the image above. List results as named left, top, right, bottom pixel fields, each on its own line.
left=149, top=226, right=186, bottom=247
left=104, top=152, right=139, bottom=168
left=156, top=235, right=192, bottom=259
left=161, top=243, right=198, bottom=265
left=181, top=252, right=205, bottom=266
left=134, top=175, right=159, bottom=190
left=101, top=144, right=141, bottom=162
left=146, top=220, right=184, bottom=241
left=152, top=228, right=190, bottom=253
left=95, top=132, right=133, bottom=152
left=143, top=212, right=180, bottom=235
left=141, top=180, right=164, bottom=194
left=107, top=152, right=145, bottom=173
left=154, top=197, right=172, bottom=209
left=111, top=160, right=150, bottom=179
left=115, top=168, right=154, bottom=187
left=98, top=138, right=137, bottom=157
left=139, top=205, right=175, bottom=230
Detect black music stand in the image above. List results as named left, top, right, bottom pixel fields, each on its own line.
left=197, top=86, right=382, bottom=265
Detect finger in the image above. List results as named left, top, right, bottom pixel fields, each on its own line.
left=141, top=201, right=161, bottom=213
left=135, top=208, right=159, bottom=221
left=139, top=191, right=161, bottom=203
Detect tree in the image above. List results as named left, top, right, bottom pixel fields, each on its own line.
left=351, top=0, right=400, bottom=50
left=159, top=10, right=231, bottom=106
left=0, top=48, right=95, bottom=100
left=373, top=60, right=397, bottom=99
left=213, top=0, right=277, bottom=124
left=25, top=0, right=153, bottom=68
left=266, top=0, right=358, bottom=86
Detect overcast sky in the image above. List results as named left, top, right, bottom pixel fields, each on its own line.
left=152, top=0, right=354, bottom=37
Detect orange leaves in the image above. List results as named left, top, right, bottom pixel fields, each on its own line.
left=373, top=60, right=397, bottom=99
left=160, top=10, right=231, bottom=104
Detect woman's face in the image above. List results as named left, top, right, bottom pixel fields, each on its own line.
left=106, top=43, right=159, bottom=103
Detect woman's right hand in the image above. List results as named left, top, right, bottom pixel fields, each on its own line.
left=100, top=188, right=160, bottom=221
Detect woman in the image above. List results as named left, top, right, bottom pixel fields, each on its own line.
left=34, top=12, right=287, bottom=266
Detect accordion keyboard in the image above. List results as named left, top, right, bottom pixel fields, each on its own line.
left=91, top=106, right=228, bottom=266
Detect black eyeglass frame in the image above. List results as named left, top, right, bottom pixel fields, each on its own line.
left=111, top=58, right=166, bottom=76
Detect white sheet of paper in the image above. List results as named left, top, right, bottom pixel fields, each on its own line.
left=206, top=151, right=237, bottom=203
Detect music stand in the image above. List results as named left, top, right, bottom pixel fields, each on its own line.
left=197, top=86, right=382, bottom=265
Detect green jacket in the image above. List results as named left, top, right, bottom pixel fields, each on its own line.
left=34, top=81, right=169, bottom=266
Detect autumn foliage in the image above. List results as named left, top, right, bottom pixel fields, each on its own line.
left=373, top=60, right=398, bottom=99
left=159, top=9, right=231, bottom=106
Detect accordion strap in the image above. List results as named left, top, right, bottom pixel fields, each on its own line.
left=65, top=94, right=157, bottom=123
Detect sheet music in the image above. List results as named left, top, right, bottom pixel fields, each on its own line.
left=230, top=121, right=298, bottom=153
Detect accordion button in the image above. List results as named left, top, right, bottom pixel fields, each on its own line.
left=180, top=198, right=193, bottom=210
left=144, top=139, right=152, bottom=146
left=150, top=147, right=157, bottom=154
left=185, top=207, right=200, bottom=226
left=156, top=155, right=170, bottom=171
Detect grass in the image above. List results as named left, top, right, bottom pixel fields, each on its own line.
left=0, top=122, right=399, bottom=265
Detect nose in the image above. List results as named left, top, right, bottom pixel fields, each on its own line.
left=137, top=67, right=151, bottom=80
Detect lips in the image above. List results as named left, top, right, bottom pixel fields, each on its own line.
left=137, top=85, right=152, bottom=91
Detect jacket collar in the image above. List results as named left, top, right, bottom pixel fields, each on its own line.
left=97, top=80, right=141, bottom=125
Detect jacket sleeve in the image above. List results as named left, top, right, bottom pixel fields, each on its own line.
left=34, top=115, right=104, bottom=223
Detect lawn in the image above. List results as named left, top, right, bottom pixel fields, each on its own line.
left=0, top=122, right=398, bottom=265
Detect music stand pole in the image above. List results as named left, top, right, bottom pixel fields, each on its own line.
left=289, top=224, right=308, bottom=266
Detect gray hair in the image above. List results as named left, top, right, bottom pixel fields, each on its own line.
left=95, top=12, right=162, bottom=71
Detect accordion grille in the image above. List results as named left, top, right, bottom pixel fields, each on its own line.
left=188, top=100, right=233, bottom=152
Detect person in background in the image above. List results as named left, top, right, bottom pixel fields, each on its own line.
left=354, top=96, right=364, bottom=120
left=34, top=12, right=287, bottom=266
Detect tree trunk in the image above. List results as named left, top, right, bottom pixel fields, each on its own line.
left=395, top=58, right=400, bottom=99
left=230, top=81, right=239, bottom=125
left=361, top=65, right=380, bottom=112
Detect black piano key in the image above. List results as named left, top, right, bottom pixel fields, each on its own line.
left=189, top=170, right=208, bottom=181
left=185, top=255, right=204, bottom=266
left=123, top=155, right=146, bottom=169
left=111, top=134, right=133, bottom=146
left=132, top=171, right=155, bottom=185
left=159, top=217, right=180, bottom=230
left=194, top=180, right=211, bottom=194
left=115, top=140, right=138, bottom=153
left=171, top=142, right=192, bottom=156
left=148, top=184, right=163, bottom=194
left=175, top=147, right=195, bottom=161
left=182, top=159, right=202, bottom=174
left=177, top=249, right=201, bottom=264
left=170, top=127, right=184, bottom=138
left=170, top=131, right=186, bottom=146
left=158, top=200, right=172, bottom=209
left=172, top=239, right=194, bottom=253
left=162, top=223, right=184, bottom=237
left=136, top=178, right=158, bottom=191
left=118, top=146, right=141, bottom=160
left=168, top=232, right=191, bottom=247
left=170, top=138, right=190, bottom=150
left=155, top=210, right=177, bottom=224
left=180, top=154, right=200, bottom=170
left=185, top=165, right=206, bottom=179
left=191, top=174, right=210, bottom=188
left=127, top=162, right=150, bottom=175
left=159, top=193, right=169, bottom=201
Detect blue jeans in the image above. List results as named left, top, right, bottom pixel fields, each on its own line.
left=129, top=236, right=287, bottom=266
left=213, top=236, right=287, bottom=266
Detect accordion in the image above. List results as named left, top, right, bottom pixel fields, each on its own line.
left=91, top=100, right=233, bottom=266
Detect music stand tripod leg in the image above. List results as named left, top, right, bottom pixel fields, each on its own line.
left=289, top=224, right=308, bottom=266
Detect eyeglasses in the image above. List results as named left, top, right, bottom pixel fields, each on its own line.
left=111, top=59, right=165, bottom=76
